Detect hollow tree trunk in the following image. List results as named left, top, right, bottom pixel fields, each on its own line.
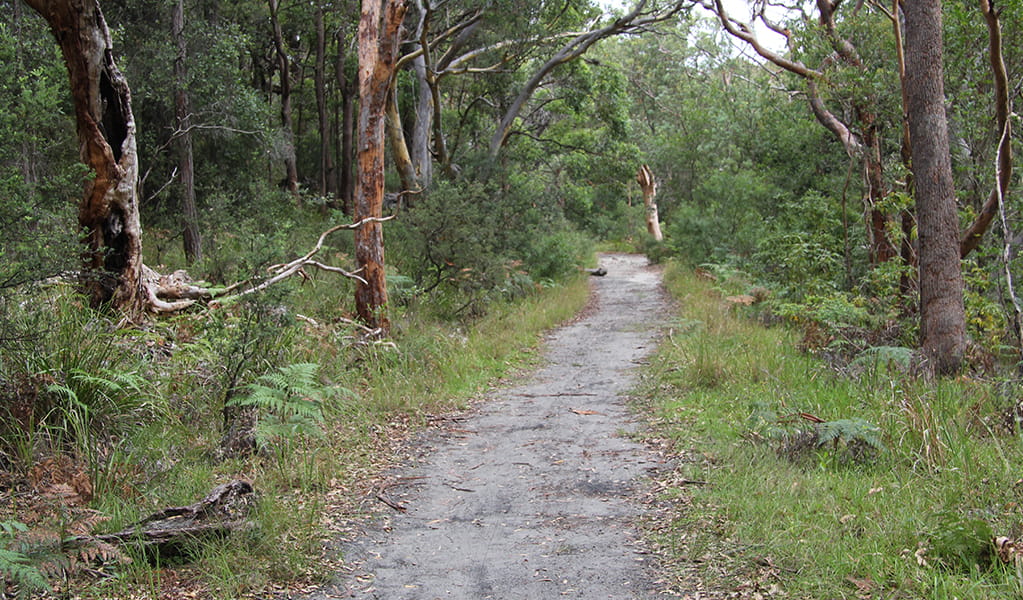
left=636, top=165, right=663, bottom=241
left=904, top=0, right=966, bottom=374
left=354, top=0, right=406, bottom=331
left=174, top=0, right=202, bottom=264
left=25, top=0, right=146, bottom=316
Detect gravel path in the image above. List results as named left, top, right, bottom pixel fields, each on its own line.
left=313, top=253, right=670, bottom=599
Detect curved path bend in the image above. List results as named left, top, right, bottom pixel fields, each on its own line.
left=314, top=253, right=670, bottom=599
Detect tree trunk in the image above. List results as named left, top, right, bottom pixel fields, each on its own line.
left=636, top=165, right=663, bottom=241
left=174, top=0, right=202, bottom=264
left=903, top=0, right=966, bottom=374
left=354, top=0, right=406, bottom=331
left=958, top=0, right=1012, bottom=258
left=315, top=5, right=334, bottom=197
left=861, top=121, right=898, bottom=264
left=25, top=0, right=146, bottom=316
left=385, top=86, right=419, bottom=195
left=336, top=26, right=357, bottom=215
left=269, top=0, right=299, bottom=195
left=410, top=53, right=434, bottom=190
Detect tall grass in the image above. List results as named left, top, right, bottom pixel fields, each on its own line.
left=643, top=262, right=1023, bottom=599
left=67, top=273, right=591, bottom=599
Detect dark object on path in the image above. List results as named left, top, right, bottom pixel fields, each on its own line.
left=65, top=479, right=255, bottom=559
left=588, top=267, right=608, bottom=276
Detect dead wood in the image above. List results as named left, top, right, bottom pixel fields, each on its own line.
left=64, top=480, right=255, bottom=557
left=140, top=216, right=393, bottom=314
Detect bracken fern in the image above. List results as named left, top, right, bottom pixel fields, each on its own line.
left=228, top=362, right=349, bottom=442
left=0, top=521, right=48, bottom=597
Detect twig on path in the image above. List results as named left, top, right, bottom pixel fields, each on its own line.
left=377, top=476, right=427, bottom=490
left=375, top=494, right=407, bottom=512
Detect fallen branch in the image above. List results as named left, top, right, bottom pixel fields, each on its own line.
left=64, top=480, right=255, bottom=557
left=142, top=216, right=394, bottom=313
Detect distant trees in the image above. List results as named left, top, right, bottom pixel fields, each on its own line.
left=10, top=0, right=1021, bottom=372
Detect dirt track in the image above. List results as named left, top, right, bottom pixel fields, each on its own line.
left=311, top=253, right=671, bottom=599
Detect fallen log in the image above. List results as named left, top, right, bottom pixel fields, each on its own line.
left=65, top=480, right=255, bottom=558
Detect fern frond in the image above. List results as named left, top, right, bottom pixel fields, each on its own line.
left=850, top=346, right=914, bottom=370
left=0, top=548, right=48, bottom=592
left=0, top=521, right=28, bottom=537
left=227, top=362, right=329, bottom=441
left=817, top=418, right=886, bottom=451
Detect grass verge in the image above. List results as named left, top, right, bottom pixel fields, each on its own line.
left=0, top=274, right=591, bottom=599
left=640, top=261, right=1023, bottom=599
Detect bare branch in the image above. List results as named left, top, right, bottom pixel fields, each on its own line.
left=960, top=0, right=1013, bottom=258
left=490, top=0, right=692, bottom=156
left=702, top=0, right=818, bottom=78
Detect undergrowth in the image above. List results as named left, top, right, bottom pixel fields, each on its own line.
left=0, top=250, right=590, bottom=598
left=642, top=261, right=1023, bottom=599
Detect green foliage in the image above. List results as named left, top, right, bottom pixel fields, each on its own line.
left=850, top=345, right=914, bottom=372
left=645, top=263, right=1023, bottom=598
left=773, top=292, right=875, bottom=333
left=0, top=294, right=162, bottom=480
left=0, top=521, right=48, bottom=597
left=816, top=418, right=886, bottom=452
left=928, top=513, right=995, bottom=573
left=227, top=363, right=343, bottom=443
left=391, top=169, right=591, bottom=317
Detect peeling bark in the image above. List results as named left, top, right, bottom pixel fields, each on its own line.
left=25, top=0, right=146, bottom=316
left=636, top=165, right=663, bottom=242
left=354, top=0, right=406, bottom=332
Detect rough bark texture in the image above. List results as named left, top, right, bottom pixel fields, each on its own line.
left=637, top=165, right=663, bottom=241
left=65, top=480, right=254, bottom=557
left=904, top=0, right=966, bottom=374
left=25, top=0, right=146, bottom=316
left=173, top=0, right=201, bottom=264
left=354, top=0, right=406, bottom=331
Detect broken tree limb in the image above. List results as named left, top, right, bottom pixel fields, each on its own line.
left=142, top=216, right=393, bottom=313
left=64, top=480, right=255, bottom=558
left=636, top=165, right=663, bottom=241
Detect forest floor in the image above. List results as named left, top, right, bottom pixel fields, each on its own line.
left=306, top=253, right=677, bottom=599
